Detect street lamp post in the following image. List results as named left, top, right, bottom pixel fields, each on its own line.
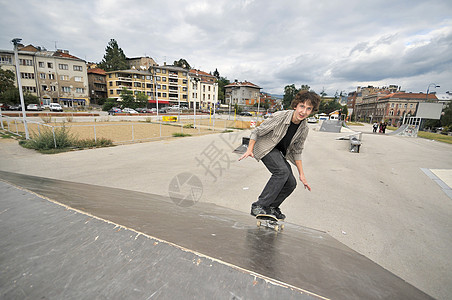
left=426, top=83, right=440, bottom=102
left=11, top=38, right=29, bottom=139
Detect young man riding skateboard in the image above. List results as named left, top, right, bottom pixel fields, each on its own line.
left=239, top=90, right=321, bottom=220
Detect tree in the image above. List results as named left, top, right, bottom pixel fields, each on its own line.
left=441, top=102, right=452, bottom=129
left=98, top=39, right=128, bottom=72
left=0, top=88, right=38, bottom=105
left=213, top=68, right=220, bottom=78
left=102, top=98, right=119, bottom=111
left=283, top=84, right=298, bottom=109
left=301, top=84, right=310, bottom=91
left=135, top=92, right=149, bottom=108
left=0, top=69, right=15, bottom=99
left=119, top=88, right=135, bottom=108
left=173, top=58, right=191, bottom=69
left=217, top=76, right=230, bottom=103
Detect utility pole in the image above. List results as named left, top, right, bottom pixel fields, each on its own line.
left=12, top=38, right=29, bottom=139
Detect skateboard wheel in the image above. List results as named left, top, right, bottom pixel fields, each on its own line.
left=281, top=224, right=285, bottom=230
left=274, top=225, right=279, bottom=231
left=257, top=220, right=261, bottom=227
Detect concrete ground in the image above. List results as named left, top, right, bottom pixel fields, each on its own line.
left=1, top=121, right=451, bottom=299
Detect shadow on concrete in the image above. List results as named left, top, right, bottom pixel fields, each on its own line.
left=0, top=170, right=433, bottom=299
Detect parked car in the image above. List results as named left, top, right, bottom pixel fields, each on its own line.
left=108, top=107, right=122, bottom=115
left=27, top=104, right=42, bottom=111
left=122, top=108, right=138, bottom=114
left=49, top=103, right=63, bottom=112
left=0, top=103, right=9, bottom=110
left=41, top=104, right=50, bottom=110
left=307, top=117, right=318, bottom=123
left=9, top=104, right=22, bottom=111
left=239, top=112, right=253, bottom=116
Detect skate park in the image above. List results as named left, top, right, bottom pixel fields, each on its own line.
left=1, top=120, right=451, bottom=299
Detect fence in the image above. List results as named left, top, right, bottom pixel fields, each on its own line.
left=0, top=114, right=261, bottom=147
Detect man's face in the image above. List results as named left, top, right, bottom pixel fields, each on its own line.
left=292, top=101, right=313, bottom=123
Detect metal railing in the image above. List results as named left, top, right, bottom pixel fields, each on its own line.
left=0, top=113, right=258, bottom=148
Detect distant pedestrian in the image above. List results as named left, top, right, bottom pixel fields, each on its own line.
left=373, top=122, right=378, bottom=133
left=382, top=122, right=387, bottom=134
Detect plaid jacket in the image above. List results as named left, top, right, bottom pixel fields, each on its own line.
left=249, top=110, right=309, bottom=165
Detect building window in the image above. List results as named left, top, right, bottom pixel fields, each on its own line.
left=59, top=64, right=68, bottom=70
left=0, top=55, right=12, bottom=64
left=48, top=74, right=55, bottom=80
left=62, top=86, right=71, bottom=93
left=74, top=76, right=82, bottom=82
left=73, top=65, right=83, bottom=71
left=47, top=62, right=53, bottom=68
left=76, top=88, right=84, bottom=93
left=42, top=85, right=48, bottom=91
left=38, top=62, right=44, bottom=68
left=19, top=59, right=33, bottom=66
left=60, top=75, right=69, bottom=81
left=146, top=75, right=151, bottom=80
left=20, top=73, right=35, bottom=79
left=40, top=73, right=46, bottom=79
left=23, top=86, right=36, bottom=93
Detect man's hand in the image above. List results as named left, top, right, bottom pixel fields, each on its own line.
left=238, top=149, right=254, bottom=161
left=300, top=174, right=311, bottom=191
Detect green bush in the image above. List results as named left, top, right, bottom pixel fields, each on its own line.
left=19, top=126, right=113, bottom=153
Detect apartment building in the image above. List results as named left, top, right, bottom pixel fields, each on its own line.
left=106, top=69, right=154, bottom=101
left=149, top=64, right=189, bottom=108
left=0, top=44, right=89, bottom=107
left=188, top=69, right=218, bottom=110
left=224, top=80, right=261, bottom=107
left=87, top=68, right=107, bottom=104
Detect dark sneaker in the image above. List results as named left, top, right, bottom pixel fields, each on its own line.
left=251, top=204, right=268, bottom=216
left=270, top=207, right=286, bottom=220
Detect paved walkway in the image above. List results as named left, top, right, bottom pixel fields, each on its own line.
left=1, top=122, right=451, bottom=299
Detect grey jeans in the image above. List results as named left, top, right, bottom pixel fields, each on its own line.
left=254, top=148, right=297, bottom=208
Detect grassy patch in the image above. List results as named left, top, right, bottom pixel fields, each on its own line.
left=345, top=122, right=364, bottom=126
left=172, top=132, right=192, bottom=137
left=19, top=126, right=113, bottom=153
left=1, top=131, right=18, bottom=139
left=417, top=131, right=452, bottom=144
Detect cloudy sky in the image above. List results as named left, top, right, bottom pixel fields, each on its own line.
left=1, top=0, right=451, bottom=96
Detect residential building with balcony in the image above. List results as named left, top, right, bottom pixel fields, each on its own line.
left=188, top=69, right=218, bottom=110
left=149, top=64, right=189, bottom=108
left=224, top=80, right=261, bottom=107
left=0, top=44, right=89, bottom=107
left=105, top=69, right=154, bottom=102
left=87, top=68, right=107, bottom=104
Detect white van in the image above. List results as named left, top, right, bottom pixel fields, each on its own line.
left=49, top=103, right=63, bottom=112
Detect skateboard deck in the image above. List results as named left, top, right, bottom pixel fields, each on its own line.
left=256, top=214, right=285, bottom=231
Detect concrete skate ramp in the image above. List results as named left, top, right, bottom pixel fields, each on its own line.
left=0, top=171, right=432, bottom=300
left=388, top=124, right=408, bottom=135
left=319, top=120, right=342, bottom=133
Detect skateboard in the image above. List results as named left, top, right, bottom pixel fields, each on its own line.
left=256, top=214, right=285, bottom=231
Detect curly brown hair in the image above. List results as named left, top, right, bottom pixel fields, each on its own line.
left=291, top=90, right=321, bottom=112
